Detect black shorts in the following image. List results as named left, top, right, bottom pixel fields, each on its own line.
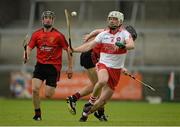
left=80, top=50, right=95, bottom=69
left=33, top=62, right=60, bottom=87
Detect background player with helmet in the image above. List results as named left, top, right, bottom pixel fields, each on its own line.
left=23, top=10, right=73, bottom=121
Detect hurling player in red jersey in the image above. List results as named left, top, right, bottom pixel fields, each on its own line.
left=23, top=10, right=73, bottom=121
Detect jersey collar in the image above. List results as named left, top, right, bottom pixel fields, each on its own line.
left=108, top=25, right=124, bottom=35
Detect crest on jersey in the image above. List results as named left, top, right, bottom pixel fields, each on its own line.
left=116, top=37, right=121, bottom=42
left=49, top=37, right=55, bottom=43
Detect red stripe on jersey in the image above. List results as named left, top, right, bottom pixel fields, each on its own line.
left=100, top=43, right=127, bottom=54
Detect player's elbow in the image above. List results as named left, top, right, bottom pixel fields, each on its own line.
left=126, top=42, right=135, bottom=50
left=82, top=42, right=94, bottom=52
left=27, top=46, right=33, bottom=51
left=129, top=45, right=135, bottom=50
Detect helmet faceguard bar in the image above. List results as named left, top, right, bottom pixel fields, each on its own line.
left=41, top=11, right=55, bottom=19
left=108, top=11, right=124, bottom=22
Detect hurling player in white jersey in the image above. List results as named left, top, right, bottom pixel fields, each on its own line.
left=70, top=11, right=135, bottom=121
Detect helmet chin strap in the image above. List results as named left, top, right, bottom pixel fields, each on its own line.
left=109, top=24, right=121, bottom=30
left=109, top=26, right=117, bottom=30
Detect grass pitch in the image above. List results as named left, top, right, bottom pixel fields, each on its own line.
left=0, top=98, right=180, bottom=126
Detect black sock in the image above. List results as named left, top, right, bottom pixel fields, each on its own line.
left=35, top=108, right=41, bottom=116
left=98, top=107, right=104, bottom=116
left=72, top=92, right=81, bottom=101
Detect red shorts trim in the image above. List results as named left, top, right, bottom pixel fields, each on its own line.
left=96, top=63, right=121, bottom=90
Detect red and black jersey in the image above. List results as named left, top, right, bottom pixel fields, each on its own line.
left=91, top=43, right=102, bottom=64
left=28, top=28, right=68, bottom=66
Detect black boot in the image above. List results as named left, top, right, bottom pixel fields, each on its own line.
left=66, top=96, right=77, bottom=115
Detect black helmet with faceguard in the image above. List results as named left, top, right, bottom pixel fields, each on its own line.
left=41, top=10, right=55, bottom=19
left=41, top=10, right=55, bottom=29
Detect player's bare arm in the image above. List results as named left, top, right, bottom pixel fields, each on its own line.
left=73, top=40, right=97, bottom=53
left=84, top=29, right=104, bottom=42
left=124, top=38, right=135, bottom=50
left=23, top=46, right=32, bottom=62
left=66, top=48, right=73, bottom=79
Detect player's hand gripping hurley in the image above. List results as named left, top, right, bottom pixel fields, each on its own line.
left=23, top=34, right=28, bottom=64
left=123, top=71, right=155, bottom=91
left=65, top=9, right=73, bottom=56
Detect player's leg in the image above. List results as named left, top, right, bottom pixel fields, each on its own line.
left=90, top=68, right=109, bottom=102
left=88, top=67, right=108, bottom=121
left=67, top=51, right=96, bottom=115
left=32, top=78, right=43, bottom=121
left=86, top=68, right=98, bottom=86
left=92, top=67, right=121, bottom=121
left=79, top=67, right=97, bottom=96
left=80, top=84, right=113, bottom=122
left=94, top=106, right=108, bottom=121
left=79, top=51, right=97, bottom=97
left=90, top=64, right=121, bottom=105
left=66, top=68, right=96, bottom=115
left=45, top=70, right=58, bottom=98
left=79, top=68, right=109, bottom=122
left=92, top=86, right=113, bottom=121
left=45, top=64, right=59, bottom=98
left=32, top=63, right=59, bottom=120
left=45, top=85, right=56, bottom=98
left=93, top=87, right=112, bottom=121
left=91, top=84, right=113, bottom=114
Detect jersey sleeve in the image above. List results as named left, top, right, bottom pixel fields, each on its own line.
left=123, top=30, right=132, bottom=40
left=94, top=32, right=104, bottom=43
left=28, top=33, right=36, bottom=49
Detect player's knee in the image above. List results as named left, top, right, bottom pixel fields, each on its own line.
left=45, top=92, right=54, bottom=98
left=97, top=80, right=107, bottom=87
left=101, top=99, right=106, bottom=105
left=99, top=98, right=107, bottom=106
left=32, top=88, right=40, bottom=95
left=45, top=94, right=51, bottom=98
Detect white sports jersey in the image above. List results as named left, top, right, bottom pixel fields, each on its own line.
left=94, top=27, right=131, bottom=69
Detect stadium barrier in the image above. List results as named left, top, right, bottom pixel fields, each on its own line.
left=39, top=71, right=143, bottom=100
left=10, top=71, right=142, bottom=100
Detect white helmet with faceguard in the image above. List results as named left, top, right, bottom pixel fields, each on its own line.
left=108, top=11, right=124, bottom=22
left=107, top=11, right=124, bottom=30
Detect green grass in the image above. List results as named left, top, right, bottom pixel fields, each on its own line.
left=0, top=98, right=180, bottom=126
